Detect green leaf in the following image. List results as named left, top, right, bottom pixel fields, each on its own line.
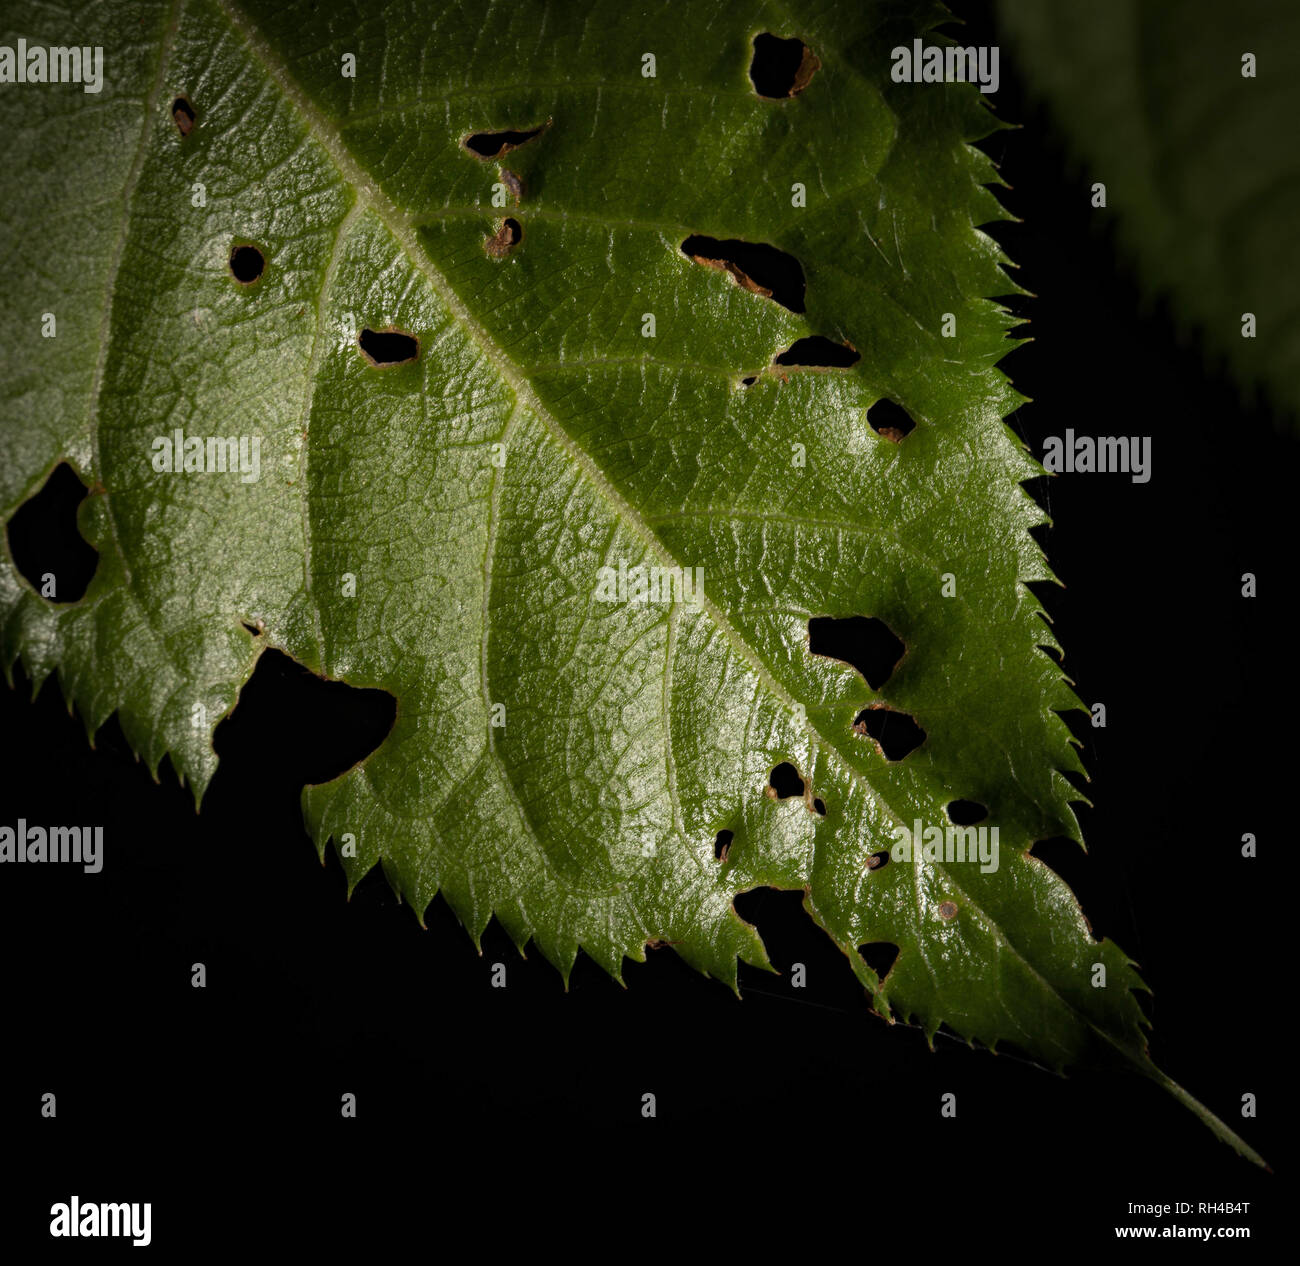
left=0, top=0, right=1262, bottom=1164
left=998, top=0, right=1300, bottom=422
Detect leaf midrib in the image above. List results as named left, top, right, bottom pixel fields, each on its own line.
left=211, top=0, right=907, bottom=825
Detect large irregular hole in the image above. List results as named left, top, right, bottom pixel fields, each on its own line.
left=852, top=706, right=926, bottom=761
left=773, top=336, right=860, bottom=369
left=484, top=217, right=522, bottom=258
left=462, top=123, right=547, bottom=159
left=858, top=942, right=899, bottom=981
left=808, top=615, right=905, bottom=691
left=946, top=799, right=988, bottom=826
left=171, top=96, right=195, bottom=136
left=5, top=462, right=98, bottom=603
left=767, top=761, right=805, bottom=799
left=749, top=33, right=821, bottom=98
left=213, top=648, right=396, bottom=786
left=680, top=235, right=806, bottom=313
left=358, top=327, right=419, bottom=367
left=867, top=398, right=916, bottom=442
left=228, top=243, right=265, bottom=284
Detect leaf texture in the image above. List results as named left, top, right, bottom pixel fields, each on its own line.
left=0, top=0, right=1262, bottom=1162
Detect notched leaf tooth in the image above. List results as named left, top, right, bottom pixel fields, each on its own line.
left=484, top=216, right=522, bottom=258
left=462, top=120, right=550, bottom=159
left=749, top=32, right=821, bottom=98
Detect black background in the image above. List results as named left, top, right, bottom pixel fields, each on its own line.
left=0, top=0, right=1283, bottom=1250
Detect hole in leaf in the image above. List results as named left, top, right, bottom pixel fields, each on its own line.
left=714, top=829, right=734, bottom=861
left=813, top=797, right=825, bottom=816
left=358, top=327, right=419, bottom=367
left=213, top=648, right=396, bottom=786
left=852, top=706, right=925, bottom=761
left=858, top=941, right=899, bottom=980
left=773, top=336, right=860, bottom=368
left=5, top=462, right=98, bottom=603
left=463, top=123, right=547, bottom=159
left=946, top=799, right=988, bottom=826
left=749, top=33, right=821, bottom=98
left=937, top=901, right=958, bottom=921
left=228, top=244, right=265, bottom=284
left=172, top=96, right=195, bottom=136
left=241, top=621, right=261, bottom=636
left=484, top=217, right=522, bottom=258
left=867, top=398, right=916, bottom=442
left=741, top=376, right=757, bottom=387
left=767, top=761, right=805, bottom=799
left=680, top=235, right=806, bottom=313
left=808, top=615, right=905, bottom=690
left=866, top=850, right=890, bottom=871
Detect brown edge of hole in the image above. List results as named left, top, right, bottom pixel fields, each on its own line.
left=790, top=45, right=821, bottom=96
left=357, top=326, right=420, bottom=368
left=460, top=118, right=552, bottom=161
left=484, top=217, right=522, bottom=258
left=690, top=255, right=773, bottom=300
left=172, top=96, right=195, bottom=136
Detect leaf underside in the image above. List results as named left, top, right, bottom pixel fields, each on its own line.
left=0, top=0, right=1262, bottom=1164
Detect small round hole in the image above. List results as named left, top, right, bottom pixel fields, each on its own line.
left=229, top=244, right=265, bottom=284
